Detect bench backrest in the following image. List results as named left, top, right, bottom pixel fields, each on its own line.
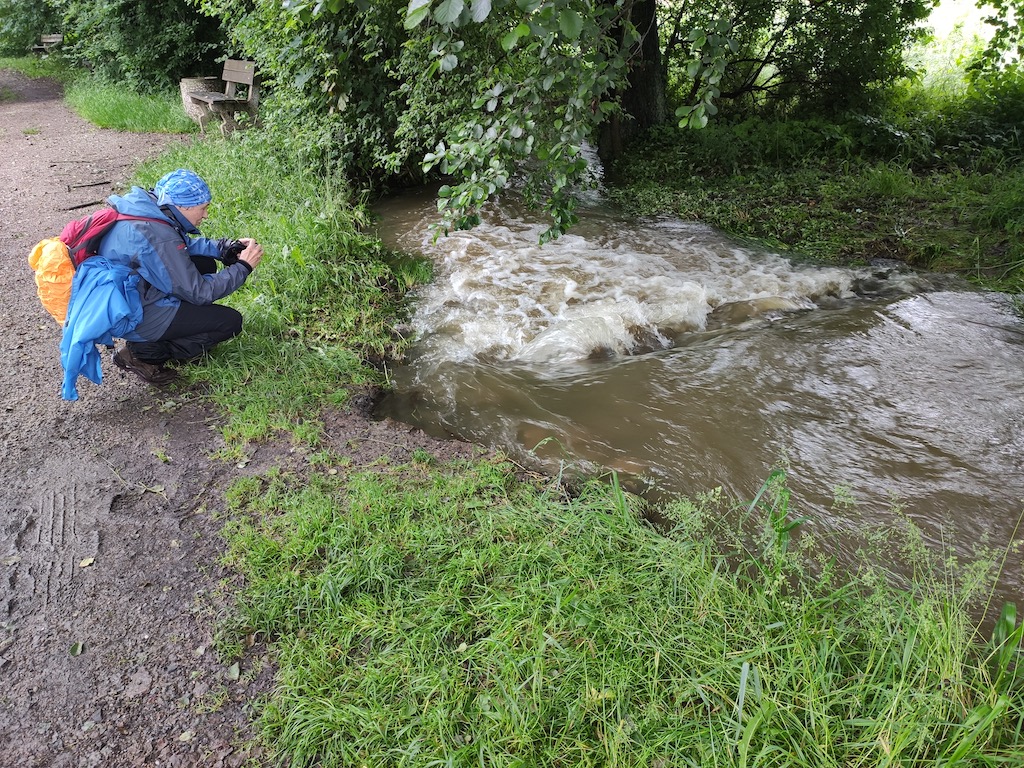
left=222, top=60, right=255, bottom=87
left=221, top=59, right=256, bottom=102
left=41, top=34, right=63, bottom=44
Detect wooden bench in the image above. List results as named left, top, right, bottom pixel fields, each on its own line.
left=31, top=34, right=63, bottom=54
left=186, top=59, right=259, bottom=135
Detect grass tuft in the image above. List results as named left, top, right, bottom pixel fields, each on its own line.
left=63, top=77, right=196, bottom=133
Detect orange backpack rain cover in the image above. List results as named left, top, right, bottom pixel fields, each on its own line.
left=28, top=237, right=74, bottom=324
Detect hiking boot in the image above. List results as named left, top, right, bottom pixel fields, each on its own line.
left=112, top=347, right=177, bottom=385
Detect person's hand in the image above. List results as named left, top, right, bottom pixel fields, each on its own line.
left=238, top=238, right=263, bottom=269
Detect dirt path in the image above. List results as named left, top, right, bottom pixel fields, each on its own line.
left=0, top=70, right=478, bottom=767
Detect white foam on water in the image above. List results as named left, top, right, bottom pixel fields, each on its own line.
left=396, top=205, right=864, bottom=365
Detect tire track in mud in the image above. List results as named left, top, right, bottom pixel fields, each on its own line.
left=1, top=452, right=119, bottom=670
left=5, top=485, right=101, bottom=620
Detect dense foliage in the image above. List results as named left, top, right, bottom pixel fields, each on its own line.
left=3, top=0, right=1019, bottom=238
left=661, top=0, right=935, bottom=117
left=608, top=81, right=1024, bottom=292
left=62, top=0, right=225, bottom=91
left=197, top=0, right=652, bottom=240
left=186, top=0, right=981, bottom=237
left=0, top=0, right=61, bottom=54
left=973, top=0, right=1022, bottom=74
left=0, top=0, right=225, bottom=90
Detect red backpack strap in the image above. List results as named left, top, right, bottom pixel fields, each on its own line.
left=60, top=209, right=175, bottom=267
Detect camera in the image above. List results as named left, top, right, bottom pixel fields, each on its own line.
left=218, top=238, right=246, bottom=265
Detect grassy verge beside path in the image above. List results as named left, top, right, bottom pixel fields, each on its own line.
left=131, top=135, right=420, bottom=451
left=0, top=54, right=195, bottom=132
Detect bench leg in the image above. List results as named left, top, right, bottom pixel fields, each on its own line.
left=185, top=95, right=216, bottom=134
left=219, top=112, right=239, bottom=136
left=209, top=105, right=240, bottom=136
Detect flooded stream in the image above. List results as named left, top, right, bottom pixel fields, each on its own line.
left=374, top=188, right=1024, bottom=604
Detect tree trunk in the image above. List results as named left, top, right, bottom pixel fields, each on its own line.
left=598, top=0, right=666, bottom=164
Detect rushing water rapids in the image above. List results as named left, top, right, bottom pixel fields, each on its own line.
left=375, top=188, right=1024, bottom=599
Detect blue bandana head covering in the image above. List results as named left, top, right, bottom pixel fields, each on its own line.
left=154, top=168, right=212, bottom=208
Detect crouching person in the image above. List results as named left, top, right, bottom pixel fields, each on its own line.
left=60, top=169, right=263, bottom=399
left=103, top=168, right=263, bottom=385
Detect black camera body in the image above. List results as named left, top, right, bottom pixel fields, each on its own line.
left=218, top=238, right=246, bottom=265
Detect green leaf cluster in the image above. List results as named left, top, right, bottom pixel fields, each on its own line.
left=971, top=0, right=1023, bottom=75
left=193, top=0, right=649, bottom=241
left=407, top=1, right=637, bottom=241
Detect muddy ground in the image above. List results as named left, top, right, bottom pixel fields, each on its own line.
left=0, top=70, right=481, bottom=767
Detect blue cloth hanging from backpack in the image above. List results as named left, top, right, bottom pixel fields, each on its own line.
left=60, top=258, right=143, bottom=401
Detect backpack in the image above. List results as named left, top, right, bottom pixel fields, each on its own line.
left=28, top=208, right=169, bottom=325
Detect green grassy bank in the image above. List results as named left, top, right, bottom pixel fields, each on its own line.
left=9, top=60, right=1024, bottom=765
left=607, top=123, right=1024, bottom=294
left=606, top=61, right=1024, bottom=295
left=220, top=463, right=1023, bottom=766
left=130, top=135, right=417, bottom=449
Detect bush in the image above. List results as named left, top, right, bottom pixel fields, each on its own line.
left=61, top=0, right=226, bottom=92
left=0, top=0, right=61, bottom=55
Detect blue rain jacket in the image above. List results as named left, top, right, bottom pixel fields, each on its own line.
left=59, top=259, right=143, bottom=400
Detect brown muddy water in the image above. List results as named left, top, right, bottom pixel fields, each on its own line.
left=375, top=188, right=1024, bottom=608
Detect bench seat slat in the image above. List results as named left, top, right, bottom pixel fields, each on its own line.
left=189, top=91, right=249, bottom=107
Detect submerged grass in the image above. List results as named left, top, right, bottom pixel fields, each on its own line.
left=609, top=147, right=1024, bottom=294
left=609, top=53, right=1024, bottom=295
left=221, top=463, right=1024, bottom=767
